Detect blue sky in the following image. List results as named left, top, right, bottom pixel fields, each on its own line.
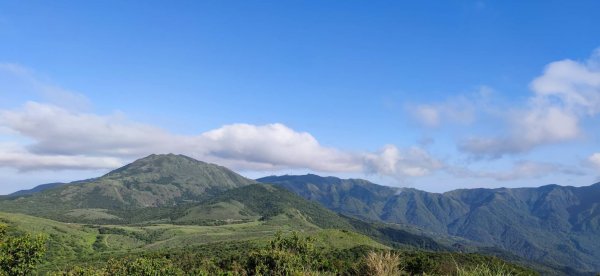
left=1, top=1, right=600, bottom=194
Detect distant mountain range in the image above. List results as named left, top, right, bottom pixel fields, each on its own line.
left=1, top=154, right=597, bottom=274
left=258, top=174, right=600, bottom=273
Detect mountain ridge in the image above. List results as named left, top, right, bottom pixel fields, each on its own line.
left=258, top=174, right=600, bottom=273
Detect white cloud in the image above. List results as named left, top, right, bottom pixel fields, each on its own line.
left=199, top=123, right=361, bottom=172
left=0, top=143, right=122, bottom=171
left=531, top=52, right=600, bottom=115
left=0, top=102, right=442, bottom=179
left=459, top=106, right=580, bottom=159
left=518, top=106, right=579, bottom=143
left=459, top=49, right=600, bottom=159
left=0, top=102, right=188, bottom=157
left=363, top=145, right=444, bottom=177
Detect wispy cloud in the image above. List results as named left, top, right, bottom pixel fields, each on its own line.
left=363, top=145, right=444, bottom=177
left=407, top=85, right=493, bottom=128
left=447, top=161, right=584, bottom=181
left=459, top=49, right=600, bottom=159
left=590, top=153, right=600, bottom=170
left=0, top=63, right=91, bottom=110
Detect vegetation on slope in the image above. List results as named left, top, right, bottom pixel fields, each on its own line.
left=55, top=232, right=536, bottom=276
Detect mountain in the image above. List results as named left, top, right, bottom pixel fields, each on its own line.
left=0, top=154, right=256, bottom=217
left=258, top=174, right=600, bottom=273
left=10, top=182, right=68, bottom=196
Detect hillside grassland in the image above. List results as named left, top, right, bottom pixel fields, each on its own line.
left=0, top=211, right=387, bottom=270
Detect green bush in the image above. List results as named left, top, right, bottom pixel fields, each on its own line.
left=402, top=251, right=437, bottom=275
left=246, top=231, right=331, bottom=275
left=0, top=224, right=47, bottom=276
left=56, top=257, right=185, bottom=276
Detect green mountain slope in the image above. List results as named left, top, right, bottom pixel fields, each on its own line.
left=258, top=174, right=400, bottom=221
left=171, top=184, right=450, bottom=252
left=258, top=174, right=600, bottom=273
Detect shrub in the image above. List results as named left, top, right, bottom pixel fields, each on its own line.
left=246, top=231, right=329, bottom=275
left=403, top=251, right=437, bottom=275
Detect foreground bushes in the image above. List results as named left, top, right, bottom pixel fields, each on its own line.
left=0, top=227, right=535, bottom=275
left=57, top=232, right=331, bottom=276
left=53, top=232, right=534, bottom=275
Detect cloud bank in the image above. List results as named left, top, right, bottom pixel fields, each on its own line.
left=0, top=102, right=441, bottom=179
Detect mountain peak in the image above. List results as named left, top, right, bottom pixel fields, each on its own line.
left=103, top=153, right=210, bottom=178
left=130, top=153, right=204, bottom=165
left=138, top=153, right=199, bottom=162
left=35, top=154, right=258, bottom=208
